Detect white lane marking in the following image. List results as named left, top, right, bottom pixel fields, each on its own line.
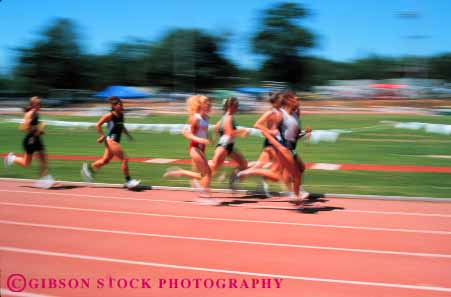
left=1, top=219, right=449, bottom=258
left=0, top=189, right=190, bottom=204
left=1, top=246, right=450, bottom=292
left=1, top=177, right=451, bottom=201
left=144, top=158, right=176, bottom=164
left=1, top=189, right=451, bottom=218
left=1, top=201, right=450, bottom=235
left=310, top=163, right=342, bottom=170
left=340, top=209, right=451, bottom=218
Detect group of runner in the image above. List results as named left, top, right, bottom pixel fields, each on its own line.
left=4, top=92, right=311, bottom=206
left=164, top=92, right=310, bottom=205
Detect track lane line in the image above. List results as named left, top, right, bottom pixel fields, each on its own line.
left=1, top=178, right=451, bottom=202
left=1, top=201, right=450, bottom=235
left=1, top=189, right=451, bottom=218
left=1, top=219, right=450, bottom=258
left=1, top=246, right=451, bottom=293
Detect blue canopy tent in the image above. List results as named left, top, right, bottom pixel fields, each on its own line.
left=94, top=86, right=151, bottom=99
left=235, top=87, right=273, bottom=95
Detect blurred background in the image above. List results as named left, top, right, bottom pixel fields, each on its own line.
left=0, top=0, right=450, bottom=112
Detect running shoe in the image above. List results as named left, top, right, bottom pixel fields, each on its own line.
left=191, top=179, right=201, bottom=190
left=229, top=170, right=240, bottom=191
left=299, top=185, right=310, bottom=200
left=288, top=193, right=304, bottom=207
left=191, top=180, right=211, bottom=198
left=81, top=163, right=93, bottom=182
left=254, top=179, right=272, bottom=198
left=3, top=152, right=15, bottom=168
left=125, top=179, right=141, bottom=189
left=261, top=180, right=272, bottom=198
left=300, top=191, right=310, bottom=200
left=35, top=175, right=55, bottom=189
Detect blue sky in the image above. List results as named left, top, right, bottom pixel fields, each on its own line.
left=1, top=0, right=451, bottom=73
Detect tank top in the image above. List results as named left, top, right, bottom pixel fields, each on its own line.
left=218, top=113, right=237, bottom=146
left=26, top=111, right=40, bottom=137
left=281, top=108, right=300, bottom=146
left=193, top=113, right=208, bottom=139
left=107, top=112, right=124, bottom=142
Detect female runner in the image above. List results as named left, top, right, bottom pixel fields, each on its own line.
left=4, top=96, right=55, bottom=189
left=81, top=96, right=140, bottom=189
left=231, top=92, right=285, bottom=190
left=279, top=94, right=309, bottom=200
left=247, top=92, right=285, bottom=196
left=163, top=95, right=219, bottom=205
left=209, top=97, right=248, bottom=180
left=235, top=92, right=305, bottom=204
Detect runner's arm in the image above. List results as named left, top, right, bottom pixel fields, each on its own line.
left=124, top=126, right=134, bottom=141
left=95, top=113, right=113, bottom=143
left=19, top=111, right=33, bottom=132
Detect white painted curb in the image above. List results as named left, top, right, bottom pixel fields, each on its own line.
left=0, top=177, right=450, bottom=202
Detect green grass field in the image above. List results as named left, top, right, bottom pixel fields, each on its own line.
left=1, top=113, right=451, bottom=198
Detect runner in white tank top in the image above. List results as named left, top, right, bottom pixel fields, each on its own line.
left=235, top=92, right=307, bottom=206
left=280, top=97, right=310, bottom=202
left=280, top=108, right=300, bottom=151
left=164, top=95, right=219, bottom=205
left=231, top=93, right=295, bottom=196
left=188, top=113, right=209, bottom=152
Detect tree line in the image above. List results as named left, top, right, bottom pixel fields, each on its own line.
left=1, top=2, right=451, bottom=95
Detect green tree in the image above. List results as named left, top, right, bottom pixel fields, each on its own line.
left=351, top=56, right=399, bottom=80
left=252, top=2, right=315, bottom=88
left=84, top=39, right=152, bottom=90
left=15, top=18, right=85, bottom=94
left=0, top=75, right=10, bottom=90
left=308, top=56, right=407, bottom=84
left=146, top=29, right=237, bottom=91
left=307, top=58, right=355, bottom=85
left=429, top=54, right=451, bottom=81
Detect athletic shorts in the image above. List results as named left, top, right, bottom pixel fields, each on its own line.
left=189, top=141, right=206, bottom=153
left=284, top=141, right=298, bottom=157
left=107, top=134, right=121, bottom=143
left=23, top=134, right=44, bottom=154
left=216, top=142, right=235, bottom=154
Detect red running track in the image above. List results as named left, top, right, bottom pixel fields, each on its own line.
left=0, top=179, right=450, bottom=297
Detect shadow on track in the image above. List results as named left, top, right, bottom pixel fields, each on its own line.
left=216, top=192, right=345, bottom=214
